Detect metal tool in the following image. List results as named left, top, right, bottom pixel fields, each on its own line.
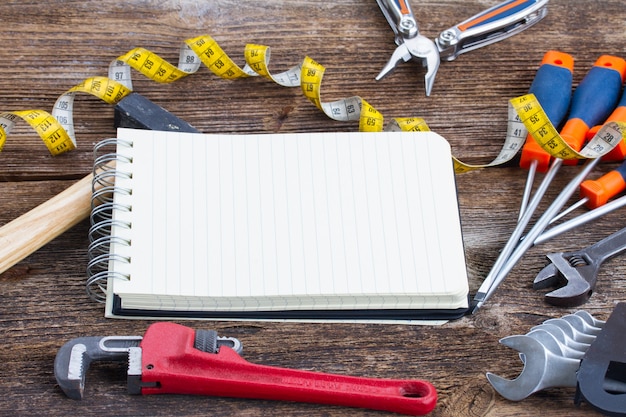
left=534, top=193, right=626, bottom=244
left=573, top=309, right=606, bottom=328
left=486, top=308, right=626, bottom=403
left=55, top=322, right=437, bottom=416
left=548, top=89, right=626, bottom=225
left=517, top=51, right=574, bottom=220
left=542, top=318, right=597, bottom=344
left=375, top=0, right=549, bottom=95
left=114, top=92, right=200, bottom=133
left=55, top=327, right=242, bottom=400
left=486, top=334, right=582, bottom=401
left=529, top=325, right=590, bottom=358
left=534, top=226, right=626, bottom=306
left=473, top=157, right=601, bottom=313
left=473, top=55, right=626, bottom=313
left=0, top=94, right=198, bottom=277
left=575, top=302, right=626, bottom=416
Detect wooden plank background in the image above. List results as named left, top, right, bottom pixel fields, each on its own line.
left=1, top=1, right=625, bottom=415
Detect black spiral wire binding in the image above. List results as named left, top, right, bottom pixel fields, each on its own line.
left=86, top=137, right=134, bottom=302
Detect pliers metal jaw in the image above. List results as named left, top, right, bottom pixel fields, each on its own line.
left=376, top=0, right=550, bottom=97
left=375, top=0, right=440, bottom=96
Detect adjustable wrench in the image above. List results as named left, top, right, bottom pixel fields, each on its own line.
left=55, top=322, right=437, bottom=416
left=533, top=226, right=626, bottom=306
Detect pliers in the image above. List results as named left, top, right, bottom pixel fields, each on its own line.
left=376, top=0, right=550, bottom=96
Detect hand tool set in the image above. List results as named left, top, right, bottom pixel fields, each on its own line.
left=534, top=88, right=626, bottom=243
left=474, top=54, right=626, bottom=312
left=22, top=1, right=626, bottom=415
left=487, top=303, right=626, bottom=416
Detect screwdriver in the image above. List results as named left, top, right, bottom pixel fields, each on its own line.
left=548, top=85, right=626, bottom=224
left=549, top=159, right=626, bottom=224
left=585, top=83, right=626, bottom=162
left=473, top=55, right=626, bottom=313
left=534, top=194, right=626, bottom=245
left=533, top=86, right=626, bottom=244
left=518, top=51, right=574, bottom=220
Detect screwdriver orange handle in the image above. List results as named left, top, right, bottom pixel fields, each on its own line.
left=519, top=51, right=573, bottom=173
left=580, top=160, right=626, bottom=209
left=559, top=55, right=626, bottom=165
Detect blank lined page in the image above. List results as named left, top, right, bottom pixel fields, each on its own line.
left=108, top=128, right=468, bottom=312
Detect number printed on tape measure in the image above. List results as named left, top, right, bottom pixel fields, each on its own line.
left=7, top=35, right=618, bottom=173
left=511, top=93, right=624, bottom=160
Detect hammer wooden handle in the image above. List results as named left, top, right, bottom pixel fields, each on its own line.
left=0, top=173, right=93, bottom=275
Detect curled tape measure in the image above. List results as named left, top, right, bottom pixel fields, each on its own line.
left=510, top=93, right=625, bottom=160
left=0, top=35, right=622, bottom=172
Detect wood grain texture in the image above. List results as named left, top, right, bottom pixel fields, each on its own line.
left=1, top=1, right=625, bottom=416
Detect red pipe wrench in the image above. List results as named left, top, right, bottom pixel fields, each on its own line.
left=55, top=322, right=437, bottom=415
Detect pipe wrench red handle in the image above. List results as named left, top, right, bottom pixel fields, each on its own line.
left=139, top=322, right=437, bottom=415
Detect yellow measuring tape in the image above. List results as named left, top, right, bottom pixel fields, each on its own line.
left=510, top=93, right=624, bottom=160
left=0, top=34, right=622, bottom=171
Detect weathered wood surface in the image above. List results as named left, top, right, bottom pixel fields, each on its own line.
left=1, top=1, right=625, bottom=415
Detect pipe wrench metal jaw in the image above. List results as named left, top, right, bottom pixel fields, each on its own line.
left=376, top=0, right=550, bottom=96
left=54, top=327, right=241, bottom=400
left=55, top=322, right=437, bottom=416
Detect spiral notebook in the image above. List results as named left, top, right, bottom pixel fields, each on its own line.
left=88, top=128, right=469, bottom=322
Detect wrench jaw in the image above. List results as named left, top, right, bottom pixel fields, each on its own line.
left=55, top=330, right=242, bottom=400
left=533, top=263, right=563, bottom=290
left=533, top=253, right=596, bottom=307
left=486, top=335, right=555, bottom=401
left=543, top=280, right=593, bottom=308
left=54, top=336, right=139, bottom=400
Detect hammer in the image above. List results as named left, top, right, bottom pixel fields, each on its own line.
left=0, top=93, right=199, bottom=275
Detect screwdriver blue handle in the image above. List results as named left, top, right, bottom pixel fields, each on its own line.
left=520, top=51, right=573, bottom=171
left=591, top=80, right=626, bottom=161
left=559, top=55, right=626, bottom=164
left=528, top=51, right=573, bottom=125
left=568, top=56, right=626, bottom=126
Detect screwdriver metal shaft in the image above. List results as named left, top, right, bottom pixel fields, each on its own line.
left=473, top=156, right=563, bottom=309
left=473, top=55, right=626, bottom=313
left=473, top=157, right=601, bottom=312
left=535, top=193, right=626, bottom=245
left=517, top=51, right=574, bottom=221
